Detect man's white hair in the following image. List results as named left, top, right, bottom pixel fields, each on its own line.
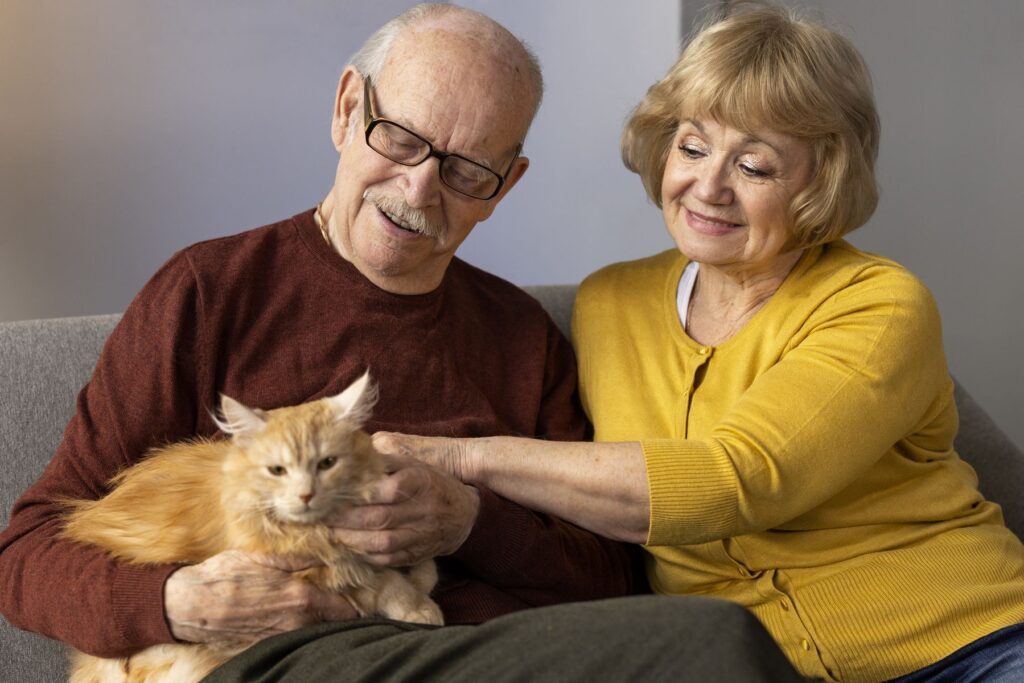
left=347, top=3, right=544, bottom=124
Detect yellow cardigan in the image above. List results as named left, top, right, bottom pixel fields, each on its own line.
left=572, top=241, right=1024, bottom=682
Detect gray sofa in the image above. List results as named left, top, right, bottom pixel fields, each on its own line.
left=2, top=284, right=1022, bottom=682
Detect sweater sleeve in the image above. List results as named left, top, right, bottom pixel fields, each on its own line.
left=450, top=317, right=643, bottom=602
left=642, top=266, right=951, bottom=546
left=0, top=251, right=210, bottom=657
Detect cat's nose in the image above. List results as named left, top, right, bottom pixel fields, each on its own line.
left=300, top=492, right=315, bottom=505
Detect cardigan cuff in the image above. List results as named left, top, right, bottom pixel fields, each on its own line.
left=642, top=439, right=737, bottom=546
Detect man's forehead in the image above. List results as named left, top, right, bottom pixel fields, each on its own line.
left=381, top=27, right=527, bottom=105
left=374, top=30, right=530, bottom=163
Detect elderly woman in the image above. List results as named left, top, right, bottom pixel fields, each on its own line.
left=375, top=5, right=1024, bottom=682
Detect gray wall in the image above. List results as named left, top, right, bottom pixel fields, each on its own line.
left=794, top=0, right=1024, bottom=452
left=1, top=1, right=1021, bottom=449
left=0, top=0, right=425, bottom=319
left=0, top=0, right=676, bottom=323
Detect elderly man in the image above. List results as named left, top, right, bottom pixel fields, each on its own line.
left=0, top=0, right=633, bottom=665
left=1, top=5, right=803, bottom=681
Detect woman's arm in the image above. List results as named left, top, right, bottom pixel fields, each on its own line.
left=382, top=257, right=952, bottom=549
left=373, top=433, right=651, bottom=544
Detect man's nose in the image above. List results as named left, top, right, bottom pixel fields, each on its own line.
left=401, top=156, right=443, bottom=208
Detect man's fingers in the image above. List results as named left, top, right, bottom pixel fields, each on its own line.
left=331, top=526, right=396, bottom=554
left=311, top=589, right=360, bottom=621
left=358, top=473, right=412, bottom=506
left=332, top=503, right=399, bottom=530
left=332, top=526, right=418, bottom=561
left=378, top=451, right=414, bottom=474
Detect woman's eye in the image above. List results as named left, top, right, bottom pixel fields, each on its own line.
left=267, top=465, right=287, bottom=476
left=317, top=456, right=338, bottom=471
left=680, top=144, right=704, bottom=159
left=740, top=163, right=771, bottom=178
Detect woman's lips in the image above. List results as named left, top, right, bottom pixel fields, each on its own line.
left=685, top=209, right=742, bottom=236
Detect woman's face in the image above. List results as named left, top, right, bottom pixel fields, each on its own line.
left=661, top=117, right=815, bottom=276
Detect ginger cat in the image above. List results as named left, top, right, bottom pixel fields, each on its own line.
left=60, top=372, right=442, bottom=683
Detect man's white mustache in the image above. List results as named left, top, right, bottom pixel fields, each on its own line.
left=364, top=189, right=445, bottom=239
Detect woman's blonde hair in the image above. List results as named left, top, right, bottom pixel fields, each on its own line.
left=622, top=2, right=880, bottom=247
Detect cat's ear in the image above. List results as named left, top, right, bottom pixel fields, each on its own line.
left=327, top=370, right=378, bottom=426
left=212, top=395, right=268, bottom=438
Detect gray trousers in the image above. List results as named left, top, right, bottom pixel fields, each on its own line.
left=201, top=595, right=806, bottom=682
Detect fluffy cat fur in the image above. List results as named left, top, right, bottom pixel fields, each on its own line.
left=59, top=372, right=442, bottom=683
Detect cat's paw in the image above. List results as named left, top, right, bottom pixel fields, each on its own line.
left=402, top=600, right=444, bottom=626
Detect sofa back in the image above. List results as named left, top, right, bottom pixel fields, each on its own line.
left=0, top=313, right=120, bottom=681
left=1, top=285, right=1022, bottom=682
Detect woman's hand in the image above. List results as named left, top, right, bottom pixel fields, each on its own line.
left=372, top=432, right=478, bottom=484
left=372, top=432, right=651, bottom=544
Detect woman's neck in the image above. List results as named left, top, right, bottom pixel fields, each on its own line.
left=686, top=250, right=803, bottom=346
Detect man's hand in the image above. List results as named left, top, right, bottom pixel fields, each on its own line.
left=164, top=550, right=357, bottom=648
left=330, top=449, right=480, bottom=567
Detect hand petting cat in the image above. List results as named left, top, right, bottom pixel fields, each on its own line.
left=372, top=432, right=653, bottom=545
left=373, top=432, right=477, bottom=484
left=328, top=449, right=481, bottom=567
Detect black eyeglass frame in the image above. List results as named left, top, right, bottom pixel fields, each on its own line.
left=361, top=75, right=521, bottom=201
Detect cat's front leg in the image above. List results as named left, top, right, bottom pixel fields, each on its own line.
left=401, top=594, right=444, bottom=626
left=406, top=560, right=438, bottom=594
left=369, top=568, right=444, bottom=626
left=312, top=557, right=443, bottom=625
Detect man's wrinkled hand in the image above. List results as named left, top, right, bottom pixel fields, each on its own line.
left=164, top=549, right=357, bottom=648
left=330, top=449, right=480, bottom=567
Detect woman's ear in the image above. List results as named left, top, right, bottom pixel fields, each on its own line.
left=332, top=67, right=362, bottom=152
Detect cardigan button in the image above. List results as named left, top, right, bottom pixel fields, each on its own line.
left=697, top=346, right=710, bottom=355
left=800, top=639, right=811, bottom=652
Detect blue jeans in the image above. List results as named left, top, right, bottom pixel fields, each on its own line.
left=889, top=622, right=1024, bottom=682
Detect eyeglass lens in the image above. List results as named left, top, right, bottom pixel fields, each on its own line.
left=367, top=121, right=501, bottom=199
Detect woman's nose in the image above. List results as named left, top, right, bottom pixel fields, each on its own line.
left=693, top=163, right=734, bottom=205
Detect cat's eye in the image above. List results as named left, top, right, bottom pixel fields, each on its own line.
left=267, top=465, right=287, bottom=476
left=317, top=456, right=338, bottom=471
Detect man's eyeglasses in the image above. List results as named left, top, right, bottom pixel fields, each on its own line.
left=362, top=75, right=520, bottom=201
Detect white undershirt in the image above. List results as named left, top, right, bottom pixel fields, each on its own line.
left=676, top=261, right=700, bottom=330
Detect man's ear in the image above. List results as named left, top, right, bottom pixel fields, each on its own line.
left=332, top=67, right=362, bottom=152
left=477, top=155, right=529, bottom=221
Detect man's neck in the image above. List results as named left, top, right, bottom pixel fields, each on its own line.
left=315, top=197, right=447, bottom=296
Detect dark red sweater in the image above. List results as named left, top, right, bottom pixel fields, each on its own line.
left=0, top=210, right=638, bottom=657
